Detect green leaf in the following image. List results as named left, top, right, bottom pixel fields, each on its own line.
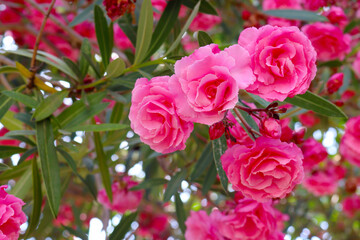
left=25, top=159, right=43, bottom=237
left=0, top=135, right=36, bottom=147
left=263, top=9, right=328, bottom=22
left=94, top=5, right=112, bottom=67
left=246, top=92, right=270, bottom=108
left=63, top=226, right=89, bottom=240
left=2, top=90, right=39, bottom=108
left=109, top=212, right=138, bottom=240
left=117, top=18, right=137, bottom=47
left=106, top=58, right=126, bottom=78
left=175, top=192, right=187, bottom=234
left=109, top=102, right=124, bottom=124
left=212, top=136, right=228, bottom=192
left=5, top=130, right=36, bottom=136
left=201, top=161, right=217, bottom=195
left=197, top=31, right=213, bottom=47
left=344, top=19, right=360, bottom=33
left=18, top=147, right=37, bottom=165
left=130, top=178, right=168, bottom=191
left=0, top=66, right=19, bottom=74
left=36, top=118, right=61, bottom=217
left=63, top=57, right=82, bottom=81
left=0, top=146, right=26, bottom=158
left=284, top=91, right=347, bottom=118
left=0, top=94, right=14, bottom=122
left=33, top=91, right=69, bottom=121
left=165, top=1, right=200, bottom=56
left=190, top=143, right=213, bottom=181
left=164, top=169, right=187, bottom=202
left=145, top=0, right=182, bottom=59
left=63, top=123, right=128, bottom=132
left=182, top=0, right=218, bottom=15
left=69, top=0, right=102, bottom=27
left=1, top=110, right=24, bottom=131
left=0, top=163, right=11, bottom=171
left=318, top=60, right=344, bottom=68
left=79, top=38, right=91, bottom=78
left=0, top=160, right=31, bottom=181
left=134, top=0, right=153, bottom=64
left=10, top=167, right=32, bottom=199
left=94, top=130, right=112, bottom=201
left=56, top=147, right=97, bottom=199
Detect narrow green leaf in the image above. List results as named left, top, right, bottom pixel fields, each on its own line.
left=0, top=135, right=36, bottom=147
left=33, top=91, right=69, bottom=121
left=106, top=58, right=126, bottom=78
left=175, top=192, right=187, bottom=233
left=0, top=146, right=26, bottom=158
left=134, top=0, right=153, bottom=64
left=117, top=19, right=137, bottom=47
left=36, top=118, right=61, bottom=217
left=109, top=102, right=124, bottom=124
left=63, top=123, right=128, bottom=132
left=344, top=19, right=360, bottom=33
left=0, top=94, right=14, bottom=122
left=318, top=60, right=344, bottom=68
left=69, top=0, right=102, bottom=27
left=56, top=147, right=97, bottom=199
left=190, top=143, right=213, bottom=181
left=145, top=0, right=182, bottom=59
left=10, top=167, right=32, bottom=199
left=109, top=212, right=138, bottom=240
left=94, top=130, right=112, bottom=201
left=18, top=147, right=37, bottom=165
left=165, top=1, right=200, bottom=56
left=79, top=38, right=91, bottom=78
left=201, top=161, right=217, bottom=195
left=130, top=178, right=168, bottom=191
left=2, top=91, right=39, bottom=108
left=1, top=110, right=23, bottom=131
left=197, top=31, right=213, bottom=47
left=0, top=163, right=11, bottom=171
left=246, top=92, right=270, bottom=108
left=0, top=66, right=19, bottom=74
left=284, top=91, right=347, bottom=118
left=0, top=160, right=31, bottom=181
left=212, top=136, right=228, bottom=192
left=94, top=5, right=112, bottom=67
left=182, top=0, right=218, bottom=15
left=63, top=57, right=82, bottom=81
left=164, top=169, right=187, bottom=202
left=63, top=226, right=89, bottom=240
left=25, top=159, right=43, bottom=237
left=263, top=9, right=328, bottom=22
left=5, top=130, right=36, bottom=136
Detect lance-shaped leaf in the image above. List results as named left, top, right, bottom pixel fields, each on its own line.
left=212, top=136, right=228, bottom=192
left=164, top=169, right=187, bottom=202
left=182, top=0, right=218, bottom=15
left=175, top=192, right=187, bottom=233
left=33, top=91, right=69, bottom=121
left=130, top=178, right=168, bottom=191
left=197, top=31, right=213, bottom=46
left=105, top=58, right=126, bottom=79
left=0, top=146, right=26, bottom=158
left=94, top=5, right=112, bottom=68
left=134, top=0, right=153, bottom=64
left=190, top=143, right=213, bottom=181
left=284, top=91, right=347, bottom=118
left=110, top=212, right=138, bottom=240
left=201, top=161, right=217, bottom=195
left=63, top=123, right=128, bottom=132
left=2, top=91, right=39, bottom=108
left=0, top=94, right=14, bottom=121
left=36, top=118, right=61, bottom=217
left=263, top=9, right=328, bottom=22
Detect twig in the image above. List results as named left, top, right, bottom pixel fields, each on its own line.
left=29, top=0, right=56, bottom=87
left=0, top=74, right=12, bottom=90
left=233, top=108, right=258, bottom=139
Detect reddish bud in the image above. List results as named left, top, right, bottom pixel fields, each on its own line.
left=326, top=73, right=343, bottom=94
left=104, top=0, right=136, bottom=21
left=209, top=121, right=225, bottom=140
left=334, top=100, right=344, bottom=107
left=242, top=10, right=251, bottom=20
left=341, top=90, right=355, bottom=102
left=292, top=127, right=306, bottom=144
left=260, top=118, right=282, bottom=139
left=345, top=177, right=358, bottom=194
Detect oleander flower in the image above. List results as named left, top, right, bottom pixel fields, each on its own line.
left=301, top=138, right=328, bottom=171
left=342, top=195, right=360, bottom=218
left=170, top=44, right=255, bottom=125
left=129, top=76, right=194, bottom=153
left=340, top=116, right=360, bottom=167
left=98, top=176, right=143, bottom=213
left=303, top=171, right=338, bottom=196
left=322, top=6, right=348, bottom=28
left=189, top=13, right=221, bottom=32
left=0, top=185, right=27, bottom=240
left=221, top=136, right=304, bottom=202
left=238, top=25, right=317, bottom=101
left=302, top=23, right=351, bottom=61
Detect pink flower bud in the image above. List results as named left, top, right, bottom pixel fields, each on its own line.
left=103, top=0, right=136, bottom=21
left=327, top=73, right=344, bottom=94
left=260, top=118, right=282, bottom=139
left=209, top=121, right=225, bottom=140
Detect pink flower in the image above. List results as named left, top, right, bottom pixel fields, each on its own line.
left=302, top=23, right=351, bottom=61
left=0, top=185, right=27, bottom=240
left=129, top=76, right=193, bottom=153
left=218, top=198, right=285, bottom=240
left=189, top=13, right=221, bottom=32
left=185, top=210, right=225, bottom=240
left=260, top=118, right=282, bottom=139
left=113, top=25, right=134, bottom=51
left=0, top=7, right=21, bottom=24
left=97, top=176, right=143, bottom=213
left=53, top=204, right=74, bottom=227
left=138, top=205, right=169, bottom=240
left=326, top=73, right=344, bottom=94
left=181, top=35, right=199, bottom=53
left=352, top=51, right=360, bottom=79
left=301, top=138, right=327, bottom=171
left=221, top=136, right=304, bottom=202
left=170, top=44, right=255, bottom=125
left=238, top=25, right=317, bottom=101
left=342, top=195, right=360, bottom=218
left=302, top=0, right=326, bottom=11
left=303, top=171, right=337, bottom=196
left=74, top=21, right=96, bottom=40
left=298, top=111, right=320, bottom=127
left=322, top=6, right=348, bottom=28
left=340, top=116, right=360, bottom=167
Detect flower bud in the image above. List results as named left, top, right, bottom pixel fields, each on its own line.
left=326, top=73, right=343, bottom=94
left=260, top=118, right=282, bottom=139
left=209, top=121, right=225, bottom=140
left=103, top=0, right=136, bottom=21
